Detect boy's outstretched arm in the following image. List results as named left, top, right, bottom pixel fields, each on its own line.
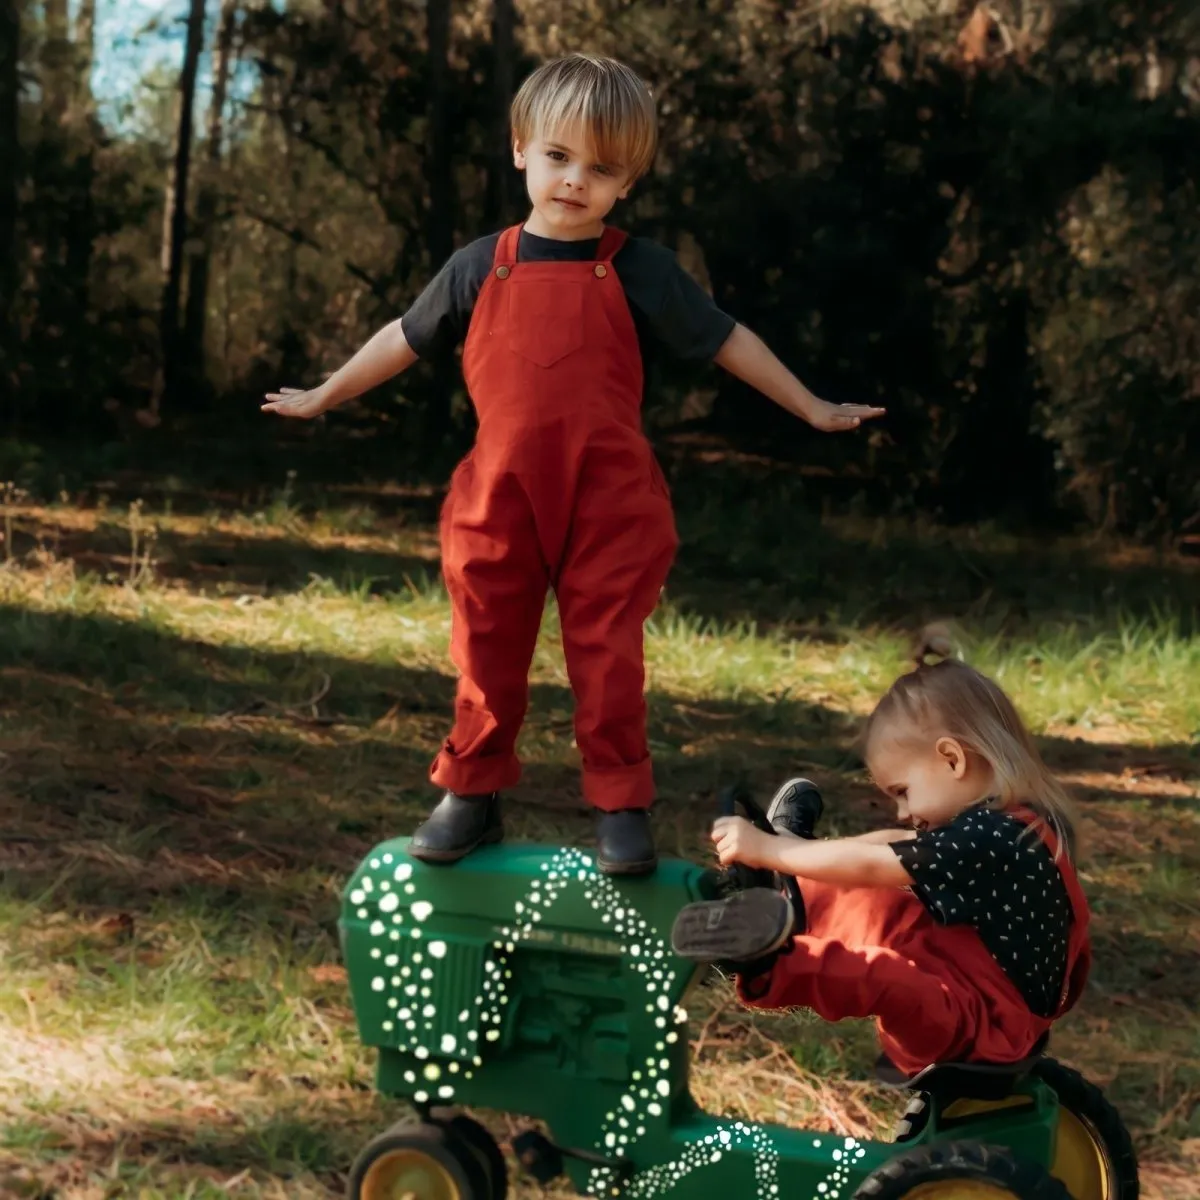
left=262, top=318, right=418, bottom=419
left=712, top=815, right=913, bottom=888
left=713, top=323, right=885, bottom=433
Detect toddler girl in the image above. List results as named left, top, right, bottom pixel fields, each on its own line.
left=671, top=641, right=1092, bottom=1076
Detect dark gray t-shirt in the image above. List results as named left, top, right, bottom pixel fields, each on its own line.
left=400, top=229, right=736, bottom=365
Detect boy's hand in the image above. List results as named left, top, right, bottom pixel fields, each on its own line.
left=712, top=816, right=776, bottom=869
left=262, top=385, right=335, bottom=419
left=803, top=397, right=886, bottom=432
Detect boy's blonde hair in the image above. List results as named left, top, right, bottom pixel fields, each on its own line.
left=865, top=630, right=1078, bottom=859
left=510, top=54, right=658, bottom=181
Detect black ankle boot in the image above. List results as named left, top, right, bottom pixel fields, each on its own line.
left=765, top=777, right=824, bottom=839
left=596, top=809, right=657, bottom=876
left=408, top=792, right=503, bottom=863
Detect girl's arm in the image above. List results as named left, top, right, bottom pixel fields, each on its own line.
left=713, top=323, right=885, bottom=433
left=712, top=816, right=914, bottom=888
left=263, top=318, right=418, bottom=419
left=850, top=828, right=917, bottom=845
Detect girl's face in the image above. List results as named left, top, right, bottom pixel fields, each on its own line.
left=514, top=122, right=634, bottom=240
left=866, top=724, right=995, bottom=832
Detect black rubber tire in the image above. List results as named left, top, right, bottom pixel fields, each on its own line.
left=347, top=1119, right=488, bottom=1200
left=892, top=1091, right=932, bottom=1143
left=435, top=1112, right=509, bottom=1200
left=1034, top=1058, right=1140, bottom=1200
left=855, top=1140, right=1070, bottom=1199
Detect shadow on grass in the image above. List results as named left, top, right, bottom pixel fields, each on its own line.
left=1, top=601, right=1194, bottom=912
left=13, top=437, right=1200, bottom=629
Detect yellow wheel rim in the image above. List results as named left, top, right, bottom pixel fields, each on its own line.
left=1051, top=1107, right=1114, bottom=1200
left=902, top=1185, right=1021, bottom=1199
left=360, top=1147, right=463, bottom=1200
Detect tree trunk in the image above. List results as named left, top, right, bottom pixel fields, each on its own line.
left=37, top=0, right=69, bottom=290
left=64, top=0, right=96, bottom=335
left=183, top=0, right=238, bottom=384
left=155, top=0, right=207, bottom=414
left=422, top=0, right=457, bottom=446
left=485, top=0, right=516, bottom=227
left=0, top=0, right=19, bottom=422
left=40, top=0, right=69, bottom=126
left=424, top=0, right=455, bottom=268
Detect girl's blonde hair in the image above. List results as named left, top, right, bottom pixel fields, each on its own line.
left=865, top=627, right=1078, bottom=859
left=510, top=54, right=658, bottom=181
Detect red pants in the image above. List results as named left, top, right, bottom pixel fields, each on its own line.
left=430, top=226, right=678, bottom=812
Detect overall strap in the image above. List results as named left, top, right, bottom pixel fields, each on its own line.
left=494, top=224, right=523, bottom=266
left=595, top=226, right=628, bottom=261
left=1009, top=806, right=1092, bottom=1015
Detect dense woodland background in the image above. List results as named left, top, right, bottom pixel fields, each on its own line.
left=1, top=0, right=1198, bottom=534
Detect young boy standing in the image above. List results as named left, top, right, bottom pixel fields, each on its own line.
left=264, top=54, right=884, bottom=876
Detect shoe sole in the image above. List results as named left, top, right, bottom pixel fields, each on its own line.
left=670, top=888, right=793, bottom=962
left=407, top=823, right=504, bottom=864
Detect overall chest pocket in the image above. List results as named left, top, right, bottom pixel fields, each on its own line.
left=505, top=278, right=585, bottom=368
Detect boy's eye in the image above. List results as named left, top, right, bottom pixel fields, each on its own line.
left=547, top=150, right=567, bottom=161
left=593, top=164, right=612, bottom=176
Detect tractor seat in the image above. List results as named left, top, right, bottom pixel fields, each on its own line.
left=874, top=1032, right=1050, bottom=1101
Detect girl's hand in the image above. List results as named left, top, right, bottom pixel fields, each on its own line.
left=803, top=397, right=886, bottom=432
left=711, top=816, right=775, bottom=869
left=262, top=385, right=335, bottom=419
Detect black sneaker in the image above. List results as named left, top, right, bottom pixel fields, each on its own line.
left=596, top=809, right=657, bottom=876
left=408, top=792, right=503, bottom=864
left=765, top=777, right=824, bottom=840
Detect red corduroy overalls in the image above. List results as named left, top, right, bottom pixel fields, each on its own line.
left=739, top=812, right=1092, bottom=1075
left=430, top=225, right=679, bottom=812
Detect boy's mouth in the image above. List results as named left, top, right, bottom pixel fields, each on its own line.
left=553, top=198, right=586, bottom=209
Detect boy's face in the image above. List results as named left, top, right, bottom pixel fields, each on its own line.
left=514, top=123, right=634, bottom=240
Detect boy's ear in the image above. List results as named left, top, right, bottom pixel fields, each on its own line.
left=617, top=178, right=634, bottom=200
left=513, top=139, right=527, bottom=170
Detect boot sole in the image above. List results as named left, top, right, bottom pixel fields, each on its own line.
left=671, top=888, right=793, bottom=962
left=597, top=854, right=658, bottom=877
left=407, top=823, right=504, bottom=864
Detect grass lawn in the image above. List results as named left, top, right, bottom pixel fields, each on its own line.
left=0, top=443, right=1197, bottom=1198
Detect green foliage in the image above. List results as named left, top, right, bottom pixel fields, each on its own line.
left=3, top=0, right=1198, bottom=532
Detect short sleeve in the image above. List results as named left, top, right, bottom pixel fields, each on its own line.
left=891, top=806, right=1018, bottom=926
left=613, top=238, right=736, bottom=361
left=399, top=236, right=496, bottom=360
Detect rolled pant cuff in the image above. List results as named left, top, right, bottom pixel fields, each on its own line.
left=582, top=759, right=655, bottom=812
left=429, top=748, right=520, bottom=797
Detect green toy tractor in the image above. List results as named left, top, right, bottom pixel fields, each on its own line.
left=338, top=800, right=1138, bottom=1200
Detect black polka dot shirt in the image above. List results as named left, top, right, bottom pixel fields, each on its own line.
left=892, top=805, right=1073, bottom=1018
